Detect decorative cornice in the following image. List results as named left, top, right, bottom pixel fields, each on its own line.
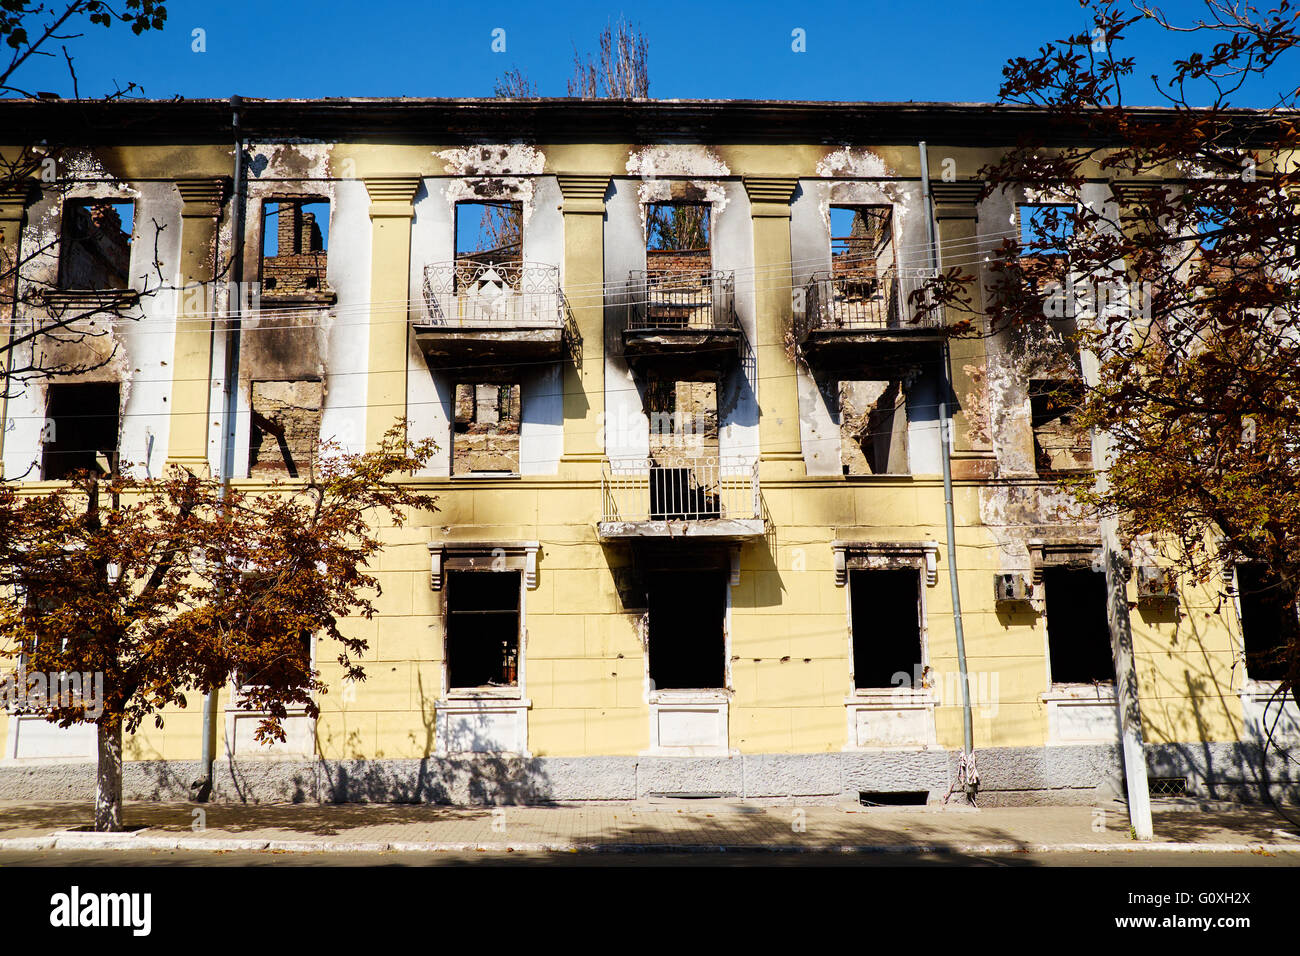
left=832, top=540, right=939, bottom=587
left=744, top=176, right=799, bottom=217
left=175, top=177, right=229, bottom=217
left=556, top=174, right=611, bottom=206
left=364, top=175, right=421, bottom=218
left=930, top=181, right=984, bottom=207
left=427, top=540, right=539, bottom=591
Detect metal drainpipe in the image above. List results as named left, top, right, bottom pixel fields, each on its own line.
left=195, top=95, right=247, bottom=802
left=920, top=142, right=976, bottom=798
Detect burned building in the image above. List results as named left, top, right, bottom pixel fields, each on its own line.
left=0, top=97, right=1291, bottom=806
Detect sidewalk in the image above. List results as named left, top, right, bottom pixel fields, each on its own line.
left=1, top=799, right=1299, bottom=855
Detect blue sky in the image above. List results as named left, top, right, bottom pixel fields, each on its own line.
left=13, top=0, right=1297, bottom=106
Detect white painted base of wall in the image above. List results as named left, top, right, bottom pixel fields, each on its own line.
left=434, top=697, right=531, bottom=756
left=1241, top=682, right=1300, bottom=744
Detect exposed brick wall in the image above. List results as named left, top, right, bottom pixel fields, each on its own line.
left=60, top=202, right=131, bottom=290
left=249, top=379, right=324, bottom=476
left=647, top=249, right=711, bottom=274
left=452, top=383, right=520, bottom=474
left=263, top=202, right=329, bottom=297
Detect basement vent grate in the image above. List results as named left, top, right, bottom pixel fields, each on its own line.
left=1148, top=776, right=1188, bottom=797
left=859, top=790, right=929, bottom=807
left=648, top=792, right=733, bottom=801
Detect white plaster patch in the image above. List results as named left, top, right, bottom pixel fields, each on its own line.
left=816, top=146, right=892, bottom=180
left=436, top=144, right=546, bottom=224
left=247, top=142, right=332, bottom=181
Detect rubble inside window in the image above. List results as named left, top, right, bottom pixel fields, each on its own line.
left=840, top=379, right=909, bottom=475
left=849, top=568, right=922, bottom=688
left=647, top=569, right=726, bottom=690
left=452, top=382, right=520, bottom=475
left=58, top=201, right=132, bottom=291
left=446, top=570, right=520, bottom=689
left=41, top=382, right=120, bottom=480
left=830, top=205, right=894, bottom=279
left=248, top=379, right=324, bottom=477
left=261, top=199, right=331, bottom=299
left=1236, top=564, right=1291, bottom=682
left=1043, top=566, right=1114, bottom=685
left=1029, top=379, right=1091, bottom=474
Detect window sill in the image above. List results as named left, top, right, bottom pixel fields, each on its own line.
left=1041, top=685, right=1116, bottom=703
left=847, top=689, right=935, bottom=705
left=444, top=687, right=524, bottom=701
left=648, top=689, right=731, bottom=705
left=450, top=473, right=522, bottom=481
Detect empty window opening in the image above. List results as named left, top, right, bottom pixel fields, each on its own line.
left=453, top=383, right=520, bottom=475
left=59, top=200, right=133, bottom=291
left=446, top=570, right=521, bottom=690
left=850, top=569, right=923, bottom=689
left=249, top=379, right=323, bottom=477
left=646, top=377, right=721, bottom=519
left=1236, top=564, right=1292, bottom=682
left=646, top=202, right=710, bottom=264
left=261, top=199, right=329, bottom=296
left=1044, top=566, right=1114, bottom=685
left=455, top=200, right=522, bottom=273
left=1030, top=380, right=1091, bottom=474
left=41, top=382, right=120, bottom=480
left=859, top=790, right=929, bottom=806
left=831, top=205, right=894, bottom=277
left=1019, top=204, right=1075, bottom=256
left=648, top=570, right=725, bottom=690
left=840, top=379, right=909, bottom=475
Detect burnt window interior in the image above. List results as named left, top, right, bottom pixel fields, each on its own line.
left=446, top=570, right=521, bottom=689
left=648, top=570, right=726, bottom=690
left=58, top=200, right=132, bottom=291
left=1044, top=566, right=1114, bottom=685
left=1030, top=380, right=1091, bottom=474
left=455, top=201, right=522, bottom=272
left=1236, top=564, right=1291, bottom=682
left=261, top=199, right=329, bottom=296
left=850, top=568, right=922, bottom=689
left=645, top=377, right=722, bottom=519
left=41, top=382, right=120, bottom=480
left=453, top=383, right=520, bottom=475
left=830, top=205, right=894, bottom=277
left=249, top=379, right=323, bottom=477
left=840, top=379, right=908, bottom=475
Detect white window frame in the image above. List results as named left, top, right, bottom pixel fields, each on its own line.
left=835, top=541, right=939, bottom=750
left=428, top=541, right=537, bottom=755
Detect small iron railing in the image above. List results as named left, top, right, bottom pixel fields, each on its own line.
left=601, top=456, right=760, bottom=523
left=421, top=261, right=564, bottom=329
left=626, top=269, right=737, bottom=332
left=798, top=266, right=941, bottom=336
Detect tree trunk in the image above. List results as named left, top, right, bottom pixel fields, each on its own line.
left=94, top=716, right=123, bottom=832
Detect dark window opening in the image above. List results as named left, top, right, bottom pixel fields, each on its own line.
left=850, top=568, right=922, bottom=689
left=446, top=570, right=520, bottom=689
left=249, top=379, right=323, bottom=477
left=1044, top=566, right=1114, bottom=685
left=646, top=202, right=710, bottom=259
left=1030, top=380, right=1091, bottom=474
left=261, top=199, right=330, bottom=298
left=41, top=382, right=120, bottom=480
left=1237, top=564, right=1292, bottom=682
left=452, top=382, right=520, bottom=475
left=648, top=570, right=725, bottom=690
left=58, top=200, right=133, bottom=291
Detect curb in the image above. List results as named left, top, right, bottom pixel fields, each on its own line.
left=2, top=833, right=1298, bottom=855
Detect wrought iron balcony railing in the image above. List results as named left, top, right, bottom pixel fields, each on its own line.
left=797, top=266, right=941, bottom=336
left=601, top=456, right=760, bottom=523
left=626, top=269, right=737, bottom=332
left=421, top=261, right=564, bottom=329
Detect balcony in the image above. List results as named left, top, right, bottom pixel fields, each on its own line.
left=599, top=456, right=763, bottom=540
left=622, top=268, right=740, bottom=372
left=796, top=266, right=944, bottom=373
left=415, top=261, right=566, bottom=367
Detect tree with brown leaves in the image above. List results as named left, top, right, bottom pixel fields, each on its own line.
left=0, top=423, right=437, bottom=831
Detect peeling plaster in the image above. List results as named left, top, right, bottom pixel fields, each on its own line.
left=436, top=144, right=546, bottom=224
left=816, top=146, right=893, bottom=180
